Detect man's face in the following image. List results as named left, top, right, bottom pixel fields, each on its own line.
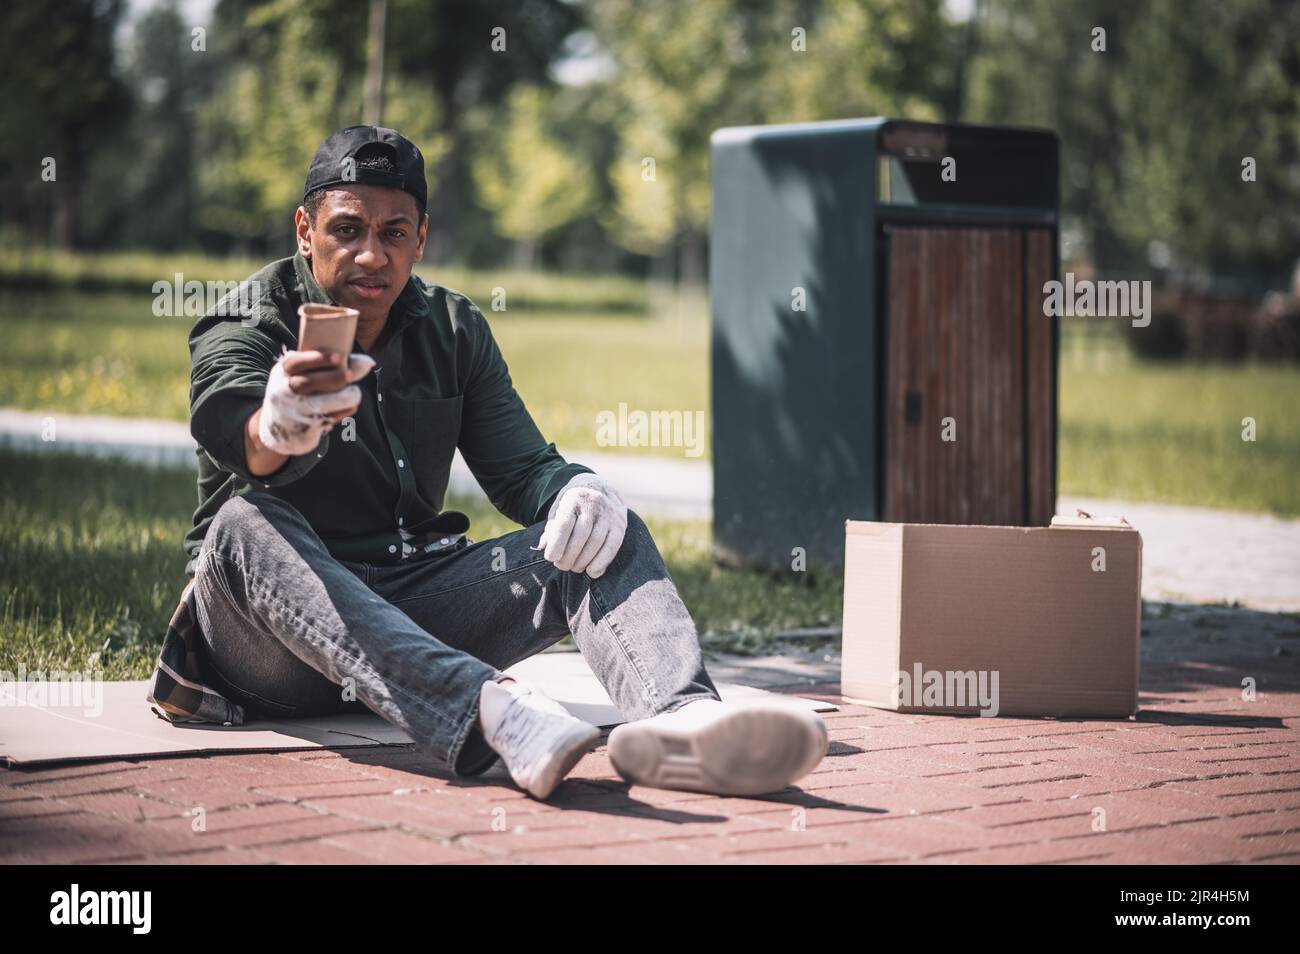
left=294, top=183, right=428, bottom=321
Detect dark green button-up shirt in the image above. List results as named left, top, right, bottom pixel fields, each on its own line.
left=183, top=250, right=593, bottom=576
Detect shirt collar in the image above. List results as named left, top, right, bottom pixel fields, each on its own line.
left=291, top=250, right=429, bottom=332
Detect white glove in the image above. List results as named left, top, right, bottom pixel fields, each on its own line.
left=257, top=351, right=376, bottom=456
left=537, top=473, right=628, bottom=578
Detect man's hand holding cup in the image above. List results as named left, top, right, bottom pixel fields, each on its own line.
left=256, top=347, right=375, bottom=457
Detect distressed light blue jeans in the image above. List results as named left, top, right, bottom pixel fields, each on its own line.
left=191, top=492, right=722, bottom=776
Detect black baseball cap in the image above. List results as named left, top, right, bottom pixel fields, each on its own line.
left=303, top=125, right=427, bottom=217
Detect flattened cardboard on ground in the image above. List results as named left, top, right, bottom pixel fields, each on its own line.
left=0, top=651, right=836, bottom=767
left=841, top=517, right=1141, bottom=718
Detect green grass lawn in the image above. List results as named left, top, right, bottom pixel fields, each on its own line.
left=0, top=285, right=707, bottom=456
left=3, top=255, right=1297, bottom=675
left=3, top=284, right=1298, bottom=514
left=0, top=446, right=843, bottom=675
left=1057, top=332, right=1300, bottom=515
left=0, top=247, right=655, bottom=314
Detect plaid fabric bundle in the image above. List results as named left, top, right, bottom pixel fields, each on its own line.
left=145, top=579, right=246, bottom=726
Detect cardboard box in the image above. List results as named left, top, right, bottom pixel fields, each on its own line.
left=841, top=516, right=1141, bottom=718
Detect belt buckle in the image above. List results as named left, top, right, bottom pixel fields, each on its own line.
left=403, top=533, right=462, bottom=560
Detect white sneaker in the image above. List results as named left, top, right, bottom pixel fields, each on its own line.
left=478, top=678, right=601, bottom=800
left=607, top=698, right=829, bottom=796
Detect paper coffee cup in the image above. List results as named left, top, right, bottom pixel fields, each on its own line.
left=297, top=303, right=359, bottom=356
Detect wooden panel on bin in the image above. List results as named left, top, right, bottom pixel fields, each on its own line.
left=883, top=225, right=1026, bottom=525
left=1024, top=228, right=1056, bottom=525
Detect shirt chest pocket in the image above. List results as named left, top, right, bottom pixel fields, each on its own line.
left=387, top=393, right=463, bottom=506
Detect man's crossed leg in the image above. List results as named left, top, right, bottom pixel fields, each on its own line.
left=192, top=492, right=826, bottom=799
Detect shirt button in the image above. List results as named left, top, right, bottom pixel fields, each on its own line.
left=377, top=393, right=383, bottom=402
left=388, top=544, right=397, bottom=554
left=398, top=517, right=404, bottom=526
left=440, top=537, right=450, bottom=545
left=397, top=459, right=405, bottom=468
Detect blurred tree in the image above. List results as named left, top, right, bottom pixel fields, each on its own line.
left=383, top=0, right=585, bottom=263
left=14, top=0, right=1293, bottom=289
left=0, top=0, right=129, bottom=248
left=81, top=0, right=212, bottom=249
left=194, top=0, right=367, bottom=251
left=192, top=0, right=580, bottom=258
left=535, top=74, right=630, bottom=274
left=471, top=85, right=596, bottom=269
left=966, top=0, right=1300, bottom=283
left=588, top=0, right=952, bottom=278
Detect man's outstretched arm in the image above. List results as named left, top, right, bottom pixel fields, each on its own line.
left=190, top=314, right=366, bottom=485
left=241, top=350, right=373, bottom=475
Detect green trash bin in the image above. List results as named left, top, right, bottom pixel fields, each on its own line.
left=710, top=117, right=1060, bottom=575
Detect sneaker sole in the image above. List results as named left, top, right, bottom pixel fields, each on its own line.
left=607, top=704, right=829, bottom=796
left=521, top=721, right=602, bottom=801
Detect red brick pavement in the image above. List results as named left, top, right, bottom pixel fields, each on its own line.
left=3, top=674, right=1298, bottom=864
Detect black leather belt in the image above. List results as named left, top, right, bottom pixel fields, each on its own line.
left=399, top=511, right=472, bottom=560
left=400, top=531, right=468, bottom=559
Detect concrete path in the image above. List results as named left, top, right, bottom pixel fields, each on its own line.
left=0, top=408, right=710, bottom=519
left=3, top=407, right=1297, bottom=611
